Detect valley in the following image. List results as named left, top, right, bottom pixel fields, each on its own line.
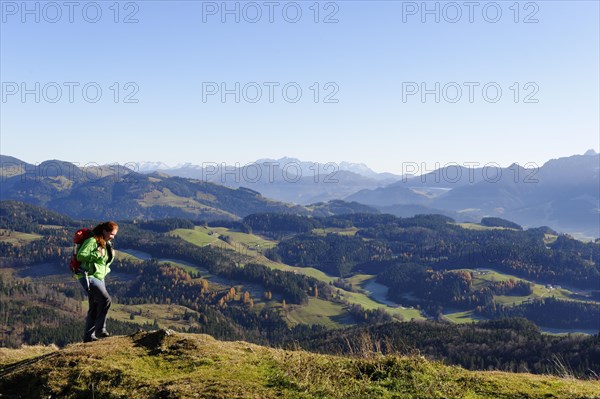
left=0, top=199, right=598, bottom=380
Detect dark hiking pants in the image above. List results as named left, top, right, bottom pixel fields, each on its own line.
left=80, top=276, right=111, bottom=340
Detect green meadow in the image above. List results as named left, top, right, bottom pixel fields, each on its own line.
left=0, top=229, right=42, bottom=245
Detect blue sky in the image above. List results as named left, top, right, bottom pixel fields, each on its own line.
left=1, top=0, right=598, bottom=174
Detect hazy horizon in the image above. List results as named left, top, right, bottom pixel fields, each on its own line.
left=1, top=148, right=597, bottom=178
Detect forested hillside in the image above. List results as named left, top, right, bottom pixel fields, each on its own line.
left=0, top=201, right=598, bottom=379
left=0, top=158, right=306, bottom=220
left=258, top=212, right=599, bottom=330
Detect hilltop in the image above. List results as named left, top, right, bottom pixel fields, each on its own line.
left=1, top=329, right=599, bottom=399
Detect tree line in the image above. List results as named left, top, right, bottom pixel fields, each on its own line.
left=289, top=318, right=600, bottom=378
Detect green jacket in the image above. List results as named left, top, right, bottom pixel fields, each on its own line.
left=76, top=237, right=114, bottom=280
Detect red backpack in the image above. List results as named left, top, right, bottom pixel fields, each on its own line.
left=69, top=228, right=93, bottom=274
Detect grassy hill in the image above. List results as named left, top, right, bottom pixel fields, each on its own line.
left=1, top=330, right=599, bottom=399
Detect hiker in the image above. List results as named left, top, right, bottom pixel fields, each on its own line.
left=76, top=221, right=119, bottom=342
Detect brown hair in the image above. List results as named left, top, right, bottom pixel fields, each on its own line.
left=93, top=221, right=119, bottom=248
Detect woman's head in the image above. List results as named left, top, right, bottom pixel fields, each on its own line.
left=93, top=221, right=119, bottom=248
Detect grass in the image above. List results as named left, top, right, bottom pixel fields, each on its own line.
left=454, top=223, right=517, bottom=231
left=209, top=227, right=279, bottom=249
left=539, top=326, right=600, bottom=336
left=261, top=260, right=336, bottom=283
left=569, top=232, right=598, bottom=243
left=159, top=259, right=203, bottom=275
left=544, top=234, right=559, bottom=244
left=342, top=290, right=424, bottom=321
left=465, top=268, right=589, bottom=304
left=171, top=226, right=279, bottom=257
left=312, top=227, right=359, bottom=236
left=469, top=269, right=515, bottom=287
left=139, top=187, right=201, bottom=208
left=458, top=223, right=594, bottom=243
left=138, top=188, right=237, bottom=219
left=115, top=249, right=144, bottom=262
left=171, top=226, right=335, bottom=281
left=345, top=274, right=374, bottom=289
left=1, top=330, right=599, bottom=399
left=286, top=298, right=352, bottom=328
left=443, top=310, right=488, bottom=324
left=117, top=249, right=152, bottom=261
left=170, top=226, right=227, bottom=247
left=0, top=229, right=42, bottom=245
left=0, top=345, right=58, bottom=367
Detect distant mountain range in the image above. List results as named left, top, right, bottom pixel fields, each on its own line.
left=0, top=156, right=377, bottom=221
left=135, top=152, right=599, bottom=237
left=136, top=157, right=401, bottom=204
left=347, top=150, right=600, bottom=237
left=1, top=152, right=598, bottom=237
left=138, top=157, right=399, bottom=181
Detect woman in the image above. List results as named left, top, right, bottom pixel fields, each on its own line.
left=76, top=221, right=119, bottom=342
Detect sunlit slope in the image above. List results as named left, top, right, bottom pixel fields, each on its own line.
left=1, top=330, right=599, bottom=399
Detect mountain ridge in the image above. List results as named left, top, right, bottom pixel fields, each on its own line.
left=347, top=151, right=600, bottom=237
left=0, top=159, right=305, bottom=221
left=1, top=152, right=598, bottom=236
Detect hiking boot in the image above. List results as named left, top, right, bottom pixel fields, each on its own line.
left=97, top=331, right=111, bottom=338
left=84, top=334, right=99, bottom=343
